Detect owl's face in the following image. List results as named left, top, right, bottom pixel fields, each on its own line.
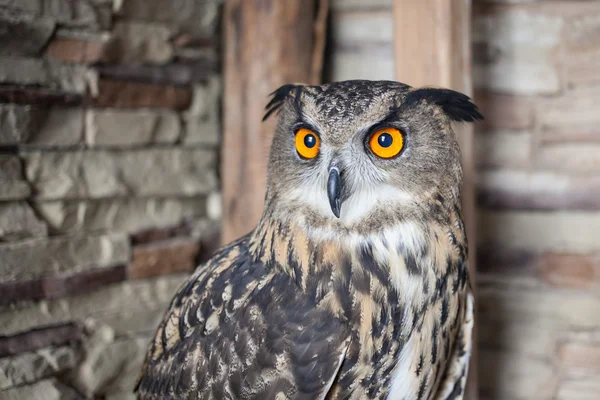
left=264, top=80, right=482, bottom=228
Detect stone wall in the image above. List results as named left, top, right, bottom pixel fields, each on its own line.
left=328, top=1, right=600, bottom=399
left=0, top=1, right=222, bottom=399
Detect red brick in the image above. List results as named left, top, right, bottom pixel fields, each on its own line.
left=127, top=238, right=200, bottom=280
left=45, top=36, right=112, bottom=64
left=475, top=91, right=534, bottom=130
left=130, top=224, right=193, bottom=245
left=94, top=79, right=193, bottom=110
left=537, top=253, right=600, bottom=290
left=0, top=323, right=83, bottom=357
left=0, top=87, right=83, bottom=106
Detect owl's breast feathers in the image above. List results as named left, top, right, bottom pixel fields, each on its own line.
left=135, top=207, right=472, bottom=400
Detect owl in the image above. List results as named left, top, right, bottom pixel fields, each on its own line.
left=135, top=80, right=482, bottom=400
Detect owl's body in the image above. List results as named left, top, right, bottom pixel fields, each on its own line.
left=136, top=80, right=481, bottom=400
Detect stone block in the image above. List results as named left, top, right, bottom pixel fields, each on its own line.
left=0, top=104, right=33, bottom=145
left=537, top=253, right=600, bottom=290
left=116, top=0, right=220, bottom=38
left=478, top=348, right=554, bottom=400
left=556, top=376, right=600, bottom=400
left=0, top=345, right=80, bottom=390
left=35, top=197, right=206, bottom=234
left=0, top=57, right=95, bottom=94
left=0, top=323, right=82, bottom=357
left=0, top=378, right=82, bottom=400
left=0, top=202, right=48, bottom=240
left=475, top=130, right=531, bottom=168
left=536, top=143, right=600, bottom=172
left=329, top=48, right=394, bottom=82
left=477, top=170, right=600, bottom=211
left=0, top=233, right=129, bottom=282
left=473, top=6, right=563, bottom=94
left=475, top=91, right=534, bottom=130
left=94, top=79, right=192, bottom=109
left=0, top=155, right=31, bottom=200
left=330, top=0, right=392, bottom=10
left=537, top=85, right=600, bottom=143
left=0, top=274, right=187, bottom=336
left=45, top=32, right=112, bottom=64
left=110, top=21, right=174, bottom=64
left=128, top=237, right=200, bottom=279
left=478, top=210, right=600, bottom=253
left=330, top=10, right=393, bottom=46
left=0, top=266, right=126, bottom=306
left=183, top=79, right=220, bottom=145
left=0, top=14, right=55, bottom=56
left=85, top=109, right=180, bottom=147
left=558, top=341, right=600, bottom=377
left=24, top=149, right=217, bottom=200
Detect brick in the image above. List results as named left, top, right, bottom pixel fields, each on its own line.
left=94, top=79, right=192, bottom=109
left=0, top=86, right=84, bottom=106
left=24, top=149, right=217, bottom=200
left=329, top=48, right=394, bottom=82
left=536, top=143, right=600, bottom=172
left=537, top=253, right=600, bottom=290
left=0, top=104, right=33, bottom=145
left=35, top=197, right=206, bottom=234
left=477, top=170, right=600, bottom=211
left=473, top=6, right=563, bottom=94
left=475, top=130, right=531, bottom=168
left=478, top=210, right=600, bottom=253
left=128, top=237, right=200, bottom=279
left=0, top=266, right=126, bottom=306
left=0, top=155, right=31, bottom=200
left=478, top=348, right=554, bottom=400
left=85, top=108, right=180, bottom=147
left=537, top=85, right=600, bottom=143
left=0, top=105, right=84, bottom=146
left=96, top=61, right=217, bottom=86
left=0, top=345, right=80, bottom=390
left=0, top=202, right=48, bottom=240
left=0, top=57, right=95, bottom=95
left=45, top=32, right=112, bottom=64
left=0, top=14, right=55, bottom=57
left=110, top=21, right=174, bottom=64
left=330, top=10, right=393, bottom=47
left=0, top=233, right=129, bottom=282
left=0, top=274, right=187, bottom=336
left=0, top=378, right=82, bottom=400
left=0, top=323, right=82, bottom=357
left=183, top=79, right=220, bottom=145
left=558, top=342, right=600, bottom=376
left=69, top=334, right=148, bottom=397
left=116, top=0, right=220, bottom=39
left=475, top=91, right=534, bottom=130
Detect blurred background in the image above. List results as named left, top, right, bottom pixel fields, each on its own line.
left=0, top=0, right=598, bottom=399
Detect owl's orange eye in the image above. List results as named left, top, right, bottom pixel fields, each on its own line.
left=295, top=128, right=320, bottom=159
left=369, top=127, right=404, bottom=159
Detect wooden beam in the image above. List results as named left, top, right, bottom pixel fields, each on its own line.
left=392, top=1, right=478, bottom=399
left=221, top=0, right=328, bottom=243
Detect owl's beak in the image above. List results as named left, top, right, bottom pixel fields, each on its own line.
left=327, top=166, right=342, bottom=218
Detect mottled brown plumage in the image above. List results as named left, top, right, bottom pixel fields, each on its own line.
left=136, top=80, right=481, bottom=400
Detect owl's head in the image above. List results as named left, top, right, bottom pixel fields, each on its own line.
left=262, top=80, right=482, bottom=231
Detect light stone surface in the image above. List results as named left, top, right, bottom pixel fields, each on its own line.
left=0, top=13, right=55, bottom=57
left=0, top=378, right=82, bottom=400
left=0, top=202, right=48, bottom=240
left=24, top=149, right=217, bottom=200
left=0, top=155, right=31, bottom=200
left=0, top=233, right=130, bottom=282
left=35, top=197, right=206, bottom=234
left=475, top=130, right=532, bottom=168
left=183, top=78, right=221, bottom=146
left=0, top=346, right=79, bottom=390
left=110, top=21, right=174, bottom=64
left=0, top=274, right=187, bottom=336
left=85, top=108, right=180, bottom=147
left=0, top=104, right=33, bottom=145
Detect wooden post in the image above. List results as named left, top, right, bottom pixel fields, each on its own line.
left=392, top=1, right=478, bottom=398
left=221, top=0, right=328, bottom=243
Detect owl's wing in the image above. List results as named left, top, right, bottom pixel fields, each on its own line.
left=432, top=291, right=474, bottom=400
left=135, top=236, right=350, bottom=400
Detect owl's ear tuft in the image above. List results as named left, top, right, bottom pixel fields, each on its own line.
left=263, top=84, right=298, bottom=121
left=403, top=88, right=484, bottom=123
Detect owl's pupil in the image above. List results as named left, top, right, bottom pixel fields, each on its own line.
left=378, top=133, right=393, bottom=148
left=304, top=134, right=316, bottom=148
